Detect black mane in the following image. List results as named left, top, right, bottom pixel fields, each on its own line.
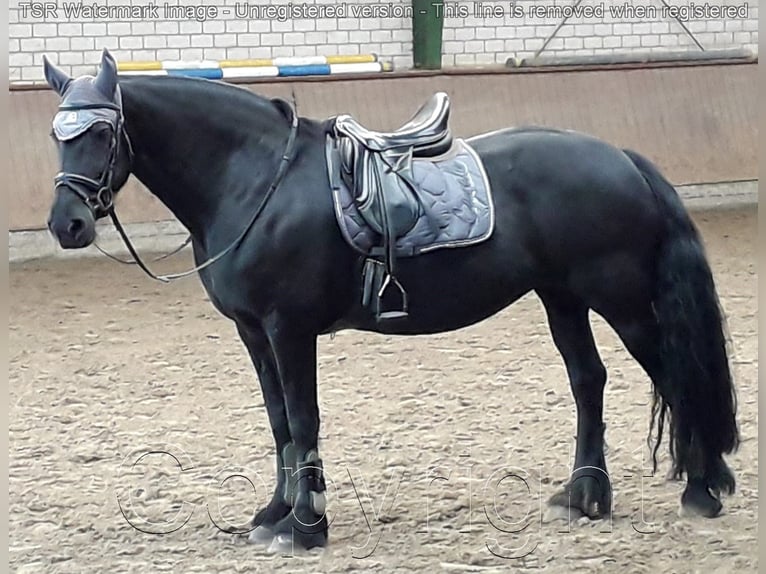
left=118, top=74, right=295, bottom=131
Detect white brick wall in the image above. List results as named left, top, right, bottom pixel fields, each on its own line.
left=8, top=0, right=759, bottom=81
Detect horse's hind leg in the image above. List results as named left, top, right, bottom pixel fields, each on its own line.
left=606, top=310, right=734, bottom=518
left=236, top=323, right=293, bottom=543
left=538, top=289, right=611, bottom=518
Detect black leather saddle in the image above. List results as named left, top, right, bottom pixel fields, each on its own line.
left=328, top=92, right=454, bottom=321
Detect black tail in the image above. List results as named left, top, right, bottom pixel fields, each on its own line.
left=623, top=149, right=740, bottom=494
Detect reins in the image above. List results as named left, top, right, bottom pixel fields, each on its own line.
left=93, top=234, right=192, bottom=265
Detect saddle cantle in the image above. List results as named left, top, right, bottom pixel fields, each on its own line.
left=326, top=93, right=495, bottom=322
left=334, top=92, right=453, bottom=156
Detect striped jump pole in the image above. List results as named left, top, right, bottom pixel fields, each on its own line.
left=117, top=54, right=393, bottom=80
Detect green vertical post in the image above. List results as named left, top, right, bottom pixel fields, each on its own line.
left=412, top=0, right=444, bottom=69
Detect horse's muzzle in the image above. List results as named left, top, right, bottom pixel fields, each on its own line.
left=47, top=189, right=97, bottom=249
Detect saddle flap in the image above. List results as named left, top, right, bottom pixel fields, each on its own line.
left=354, top=150, right=421, bottom=237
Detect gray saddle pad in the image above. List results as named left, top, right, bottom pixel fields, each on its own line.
left=328, top=139, right=495, bottom=257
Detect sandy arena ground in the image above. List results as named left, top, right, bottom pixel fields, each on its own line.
left=9, top=206, right=757, bottom=573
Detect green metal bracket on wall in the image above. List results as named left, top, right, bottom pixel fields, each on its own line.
left=412, top=0, right=444, bottom=69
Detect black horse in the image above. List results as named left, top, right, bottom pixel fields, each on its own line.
left=43, top=50, right=738, bottom=551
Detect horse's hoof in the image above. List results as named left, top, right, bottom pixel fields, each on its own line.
left=245, top=498, right=292, bottom=545
left=267, top=533, right=326, bottom=556
left=681, top=484, right=723, bottom=518
left=247, top=525, right=274, bottom=545
left=548, top=489, right=584, bottom=519
left=269, top=511, right=329, bottom=552
left=268, top=533, right=294, bottom=554
left=548, top=476, right=611, bottom=520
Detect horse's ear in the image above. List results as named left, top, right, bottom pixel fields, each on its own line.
left=43, top=54, right=72, bottom=96
left=94, top=48, right=118, bottom=99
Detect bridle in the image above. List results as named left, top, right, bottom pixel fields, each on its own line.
left=52, top=88, right=300, bottom=283
left=54, top=99, right=131, bottom=219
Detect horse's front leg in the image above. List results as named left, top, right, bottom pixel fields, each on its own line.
left=260, top=317, right=328, bottom=552
left=235, top=322, right=293, bottom=543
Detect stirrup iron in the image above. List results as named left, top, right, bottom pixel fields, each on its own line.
left=375, top=273, right=409, bottom=321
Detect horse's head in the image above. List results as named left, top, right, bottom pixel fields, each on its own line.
left=44, top=49, right=132, bottom=249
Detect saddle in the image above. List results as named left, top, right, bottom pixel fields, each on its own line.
left=329, top=92, right=454, bottom=321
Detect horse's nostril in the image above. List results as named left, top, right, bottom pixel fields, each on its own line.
left=68, top=217, right=85, bottom=238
